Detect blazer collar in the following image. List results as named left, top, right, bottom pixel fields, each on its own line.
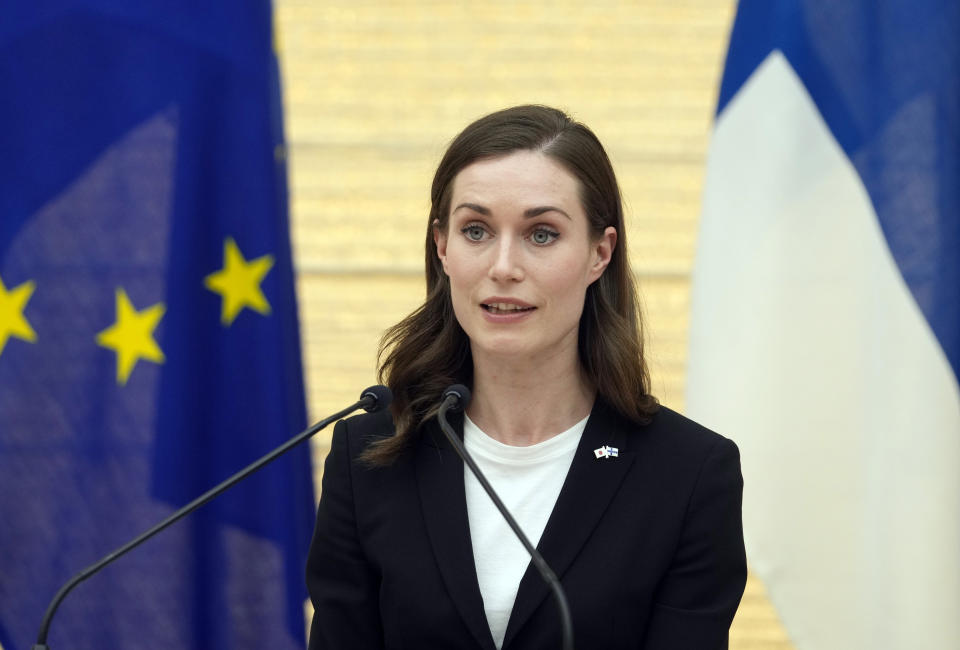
left=414, top=400, right=637, bottom=650
left=502, top=399, right=636, bottom=648
left=415, top=411, right=498, bottom=650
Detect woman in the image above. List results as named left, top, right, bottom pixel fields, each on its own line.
left=306, top=105, right=746, bottom=649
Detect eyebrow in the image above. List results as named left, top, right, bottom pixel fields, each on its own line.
left=453, top=202, right=572, bottom=220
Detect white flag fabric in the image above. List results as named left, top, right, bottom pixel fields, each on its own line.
left=687, top=2, right=960, bottom=649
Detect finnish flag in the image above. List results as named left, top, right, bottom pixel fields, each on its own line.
left=686, top=1, right=959, bottom=649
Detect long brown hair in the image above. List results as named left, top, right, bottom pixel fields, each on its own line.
left=361, top=105, right=658, bottom=465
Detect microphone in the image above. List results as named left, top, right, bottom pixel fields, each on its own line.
left=359, top=384, right=392, bottom=412
left=33, top=385, right=393, bottom=650
left=437, top=385, right=574, bottom=650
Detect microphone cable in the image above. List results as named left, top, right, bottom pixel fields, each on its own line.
left=437, top=384, right=574, bottom=650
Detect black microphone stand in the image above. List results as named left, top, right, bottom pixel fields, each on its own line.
left=33, top=386, right=391, bottom=650
left=437, top=385, right=574, bottom=650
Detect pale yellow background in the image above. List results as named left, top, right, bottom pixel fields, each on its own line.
left=276, top=1, right=793, bottom=647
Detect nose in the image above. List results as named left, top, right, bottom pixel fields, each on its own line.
left=488, top=237, right=524, bottom=282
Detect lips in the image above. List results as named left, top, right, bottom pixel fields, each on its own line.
left=482, top=302, right=536, bottom=314
left=478, top=297, right=537, bottom=325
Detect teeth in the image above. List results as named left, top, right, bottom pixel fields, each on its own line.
left=486, top=303, right=532, bottom=312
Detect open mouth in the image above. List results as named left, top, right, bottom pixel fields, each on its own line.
left=481, top=302, right=536, bottom=314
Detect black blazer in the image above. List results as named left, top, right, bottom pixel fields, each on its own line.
left=306, top=399, right=746, bottom=649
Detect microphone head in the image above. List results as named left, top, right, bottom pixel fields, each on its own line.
left=442, top=384, right=472, bottom=412
left=360, top=385, right=393, bottom=413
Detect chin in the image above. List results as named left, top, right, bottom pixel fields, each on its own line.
left=470, top=335, right=537, bottom=359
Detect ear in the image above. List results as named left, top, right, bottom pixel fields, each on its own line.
left=433, top=220, right=449, bottom=273
left=587, top=226, right=616, bottom=283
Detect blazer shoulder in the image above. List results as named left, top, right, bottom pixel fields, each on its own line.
left=336, top=408, right=396, bottom=456
left=640, top=404, right=739, bottom=459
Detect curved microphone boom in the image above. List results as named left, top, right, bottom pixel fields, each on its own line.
left=437, top=385, right=575, bottom=650
left=33, top=385, right=392, bottom=650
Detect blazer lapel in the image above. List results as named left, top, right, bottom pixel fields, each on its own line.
left=415, top=415, right=497, bottom=650
left=502, top=401, right=636, bottom=648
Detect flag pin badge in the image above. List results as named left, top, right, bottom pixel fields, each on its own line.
left=593, top=445, right=619, bottom=459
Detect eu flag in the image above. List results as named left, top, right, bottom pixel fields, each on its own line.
left=0, top=2, right=315, bottom=648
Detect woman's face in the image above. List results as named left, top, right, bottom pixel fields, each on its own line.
left=434, top=150, right=615, bottom=364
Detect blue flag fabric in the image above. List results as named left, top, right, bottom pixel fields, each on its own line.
left=718, top=0, right=960, bottom=379
left=0, top=2, right=315, bottom=648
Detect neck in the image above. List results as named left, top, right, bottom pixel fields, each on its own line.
left=467, top=347, right=594, bottom=446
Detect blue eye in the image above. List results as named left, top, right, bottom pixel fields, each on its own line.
left=462, top=225, right=486, bottom=241
left=530, top=228, right=559, bottom=245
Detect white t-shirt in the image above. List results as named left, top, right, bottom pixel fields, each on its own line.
left=463, top=414, right=587, bottom=649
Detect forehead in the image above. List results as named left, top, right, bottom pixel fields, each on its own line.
left=450, top=151, right=582, bottom=208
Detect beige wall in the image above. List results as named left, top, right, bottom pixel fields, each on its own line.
left=276, top=2, right=793, bottom=647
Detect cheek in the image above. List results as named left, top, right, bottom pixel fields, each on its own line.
left=544, top=252, right=593, bottom=288
left=542, top=257, right=593, bottom=312
left=443, top=256, right=482, bottom=312
left=443, top=244, right=486, bottom=283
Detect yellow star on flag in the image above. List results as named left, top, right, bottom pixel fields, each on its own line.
left=0, top=274, right=37, bottom=358
left=96, top=288, right=166, bottom=385
left=204, top=237, right=274, bottom=325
